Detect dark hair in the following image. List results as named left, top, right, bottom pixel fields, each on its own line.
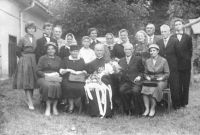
left=87, top=28, right=99, bottom=35
left=45, top=42, right=57, bottom=51
left=25, top=21, right=37, bottom=33
left=174, top=18, right=185, bottom=24
left=43, top=22, right=53, bottom=30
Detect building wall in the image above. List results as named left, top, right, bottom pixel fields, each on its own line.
left=0, top=0, right=48, bottom=78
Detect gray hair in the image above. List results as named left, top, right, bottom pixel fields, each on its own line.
left=160, top=24, right=170, bottom=31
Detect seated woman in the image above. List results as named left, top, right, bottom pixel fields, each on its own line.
left=141, top=44, right=170, bottom=117
left=60, top=45, right=87, bottom=113
left=36, top=42, right=62, bottom=116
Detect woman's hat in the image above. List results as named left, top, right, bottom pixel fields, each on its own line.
left=70, top=45, right=80, bottom=51
left=44, top=42, right=57, bottom=50
left=148, top=44, right=159, bottom=51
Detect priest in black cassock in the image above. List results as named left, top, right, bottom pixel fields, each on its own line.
left=87, top=44, right=113, bottom=117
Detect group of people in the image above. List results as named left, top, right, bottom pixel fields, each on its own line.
left=13, top=18, right=193, bottom=118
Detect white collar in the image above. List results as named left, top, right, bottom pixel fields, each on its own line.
left=65, top=45, right=70, bottom=49
left=91, top=39, right=97, bottom=43
left=69, top=55, right=80, bottom=60
left=163, top=36, right=170, bottom=42
left=148, top=34, right=154, bottom=39
left=96, top=56, right=103, bottom=59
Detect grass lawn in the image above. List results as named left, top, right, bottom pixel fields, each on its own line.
left=0, top=80, right=200, bottom=135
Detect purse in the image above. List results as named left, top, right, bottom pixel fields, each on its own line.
left=142, top=80, right=158, bottom=87
left=68, top=73, right=86, bottom=82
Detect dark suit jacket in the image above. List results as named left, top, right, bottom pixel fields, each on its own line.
left=89, top=39, right=101, bottom=50
left=118, top=55, right=144, bottom=85
left=153, top=35, right=161, bottom=44
left=35, top=36, right=58, bottom=63
left=171, top=33, right=193, bottom=70
left=156, top=37, right=182, bottom=72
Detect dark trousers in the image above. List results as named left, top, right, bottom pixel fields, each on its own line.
left=119, top=81, right=143, bottom=114
left=179, top=70, right=191, bottom=106
left=168, top=72, right=180, bottom=108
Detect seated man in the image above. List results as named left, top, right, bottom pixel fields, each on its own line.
left=118, top=43, right=144, bottom=116
left=86, top=44, right=114, bottom=118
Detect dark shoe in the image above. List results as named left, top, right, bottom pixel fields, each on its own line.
left=124, top=110, right=130, bottom=116
left=68, top=109, right=73, bottom=114
left=173, top=106, right=180, bottom=110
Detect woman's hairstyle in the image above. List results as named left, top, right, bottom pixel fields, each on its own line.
left=105, top=33, right=115, bottom=44
left=43, top=22, right=53, bottom=30
left=87, top=28, right=99, bottom=35
left=65, top=33, right=77, bottom=45
left=82, top=36, right=91, bottom=42
left=25, top=21, right=37, bottom=33
left=135, top=30, right=148, bottom=41
left=160, top=24, right=170, bottom=31
left=44, top=42, right=57, bottom=51
left=118, top=29, right=129, bottom=44
left=70, top=45, right=80, bottom=51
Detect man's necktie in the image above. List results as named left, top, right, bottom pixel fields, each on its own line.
left=149, top=37, right=153, bottom=44
left=164, top=39, right=167, bottom=47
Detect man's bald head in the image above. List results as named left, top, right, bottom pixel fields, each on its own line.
left=94, top=43, right=105, bottom=58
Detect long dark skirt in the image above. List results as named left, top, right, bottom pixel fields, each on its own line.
left=62, top=78, right=85, bottom=99
left=13, top=54, right=37, bottom=89
left=37, top=78, right=62, bottom=101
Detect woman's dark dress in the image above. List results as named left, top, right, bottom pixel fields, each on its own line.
left=36, top=55, right=62, bottom=101
left=13, top=34, right=37, bottom=89
left=61, top=57, right=86, bottom=99
left=59, top=46, right=70, bottom=59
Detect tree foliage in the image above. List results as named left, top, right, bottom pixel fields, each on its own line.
left=41, top=0, right=150, bottom=39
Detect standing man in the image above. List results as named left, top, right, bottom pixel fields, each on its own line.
left=146, top=23, right=160, bottom=44
left=171, top=18, right=193, bottom=108
left=35, top=22, right=58, bottom=63
left=119, top=44, right=144, bottom=116
left=157, top=24, right=182, bottom=110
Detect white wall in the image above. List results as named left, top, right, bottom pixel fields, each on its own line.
left=0, top=0, right=48, bottom=77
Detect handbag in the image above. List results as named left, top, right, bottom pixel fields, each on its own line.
left=142, top=80, right=158, bottom=87
left=68, top=73, right=86, bottom=82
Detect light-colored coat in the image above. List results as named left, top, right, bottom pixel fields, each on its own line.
left=141, top=55, right=170, bottom=102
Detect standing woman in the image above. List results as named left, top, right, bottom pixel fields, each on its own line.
left=36, top=42, right=62, bottom=116
left=134, top=30, right=150, bottom=64
left=105, top=33, right=115, bottom=57
left=52, top=26, right=65, bottom=51
left=88, top=28, right=101, bottom=50
left=59, top=33, right=77, bottom=59
left=13, top=21, right=37, bottom=110
left=112, top=29, right=130, bottom=62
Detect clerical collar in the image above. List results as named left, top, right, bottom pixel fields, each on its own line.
left=69, top=55, right=80, bottom=60
left=96, top=56, right=103, bottom=59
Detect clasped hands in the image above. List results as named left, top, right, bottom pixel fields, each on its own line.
left=146, top=76, right=163, bottom=81
left=60, top=68, right=87, bottom=75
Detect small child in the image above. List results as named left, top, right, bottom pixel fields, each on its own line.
left=79, top=36, right=96, bottom=64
